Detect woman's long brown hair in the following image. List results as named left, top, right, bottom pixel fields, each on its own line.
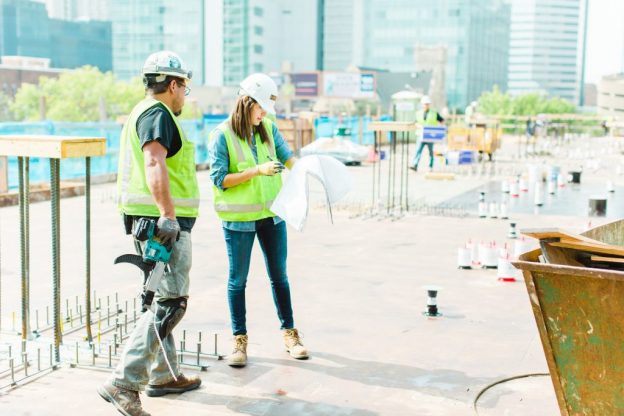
left=230, top=95, right=270, bottom=145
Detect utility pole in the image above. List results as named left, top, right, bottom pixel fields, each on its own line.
left=579, top=0, right=589, bottom=107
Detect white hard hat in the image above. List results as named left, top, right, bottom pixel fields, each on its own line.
left=142, top=50, right=192, bottom=81
left=471, top=101, right=478, bottom=107
left=239, top=73, right=278, bottom=114
left=421, top=95, right=432, bottom=105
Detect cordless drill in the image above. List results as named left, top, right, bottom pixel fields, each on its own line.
left=114, top=218, right=176, bottom=311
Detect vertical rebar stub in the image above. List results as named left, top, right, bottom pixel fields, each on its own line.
left=423, top=285, right=442, bottom=317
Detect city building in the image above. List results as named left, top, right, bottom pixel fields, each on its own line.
left=222, top=0, right=323, bottom=86
left=322, top=0, right=362, bottom=72
left=49, top=18, right=112, bottom=71
left=583, top=83, right=597, bottom=108
left=204, top=1, right=224, bottom=86
left=322, top=0, right=511, bottom=110
left=35, top=0, right=77, bottom=20
left=508, top=0, right=587, bottom=105
left=0, top=0, right=51, bottom=59
left=0, top=56, right=63, bottom=97
left=597, top=74, right=624, bottom=117
left=33, top=0, right=111, bottom=21
left=111, top=0, right=207, bottom=84
left=0, top=0, right=112, bottom=72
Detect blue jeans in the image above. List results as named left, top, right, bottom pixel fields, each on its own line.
left=412, top=141, right=434, bottom=168
left=223, top=218, right=294, bottom=335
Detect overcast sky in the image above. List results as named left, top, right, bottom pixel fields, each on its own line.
left=585, top=0, right=624, bottom=83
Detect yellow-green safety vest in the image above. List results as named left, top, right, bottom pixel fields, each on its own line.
left=211, top=118, right=282, bottom=222
left=417, top=110, right=439, bottom=126
left=117, top=97, right=200, bottom=217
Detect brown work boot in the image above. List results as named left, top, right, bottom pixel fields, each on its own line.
left=227, top=334, right=248, bottom=367
left=283, top=328, right=309, bottom=359
left=145, top=373, right=202, bottom=397
left=97, top=380, right=151, bottom=416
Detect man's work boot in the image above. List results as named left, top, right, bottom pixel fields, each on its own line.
left=97, top=380, right=151, bottom=416
left=145, top=373, right=202, bottom=397
left=283, top=328, right=309, bottom=359
left=227, top=334, right=248, bottom=367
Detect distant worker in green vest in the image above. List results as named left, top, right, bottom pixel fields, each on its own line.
left=98, top=50, right=201, bottom=416
left=208, top=73, right=308, bottom=367
left=410, top=95, right=444, bottom=172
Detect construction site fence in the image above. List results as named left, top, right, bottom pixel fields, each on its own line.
left=313, top=115, right=392, bottom=145
left=0, top=115, right=392, bottom=190
left=0, top=118, right=217, bottom=191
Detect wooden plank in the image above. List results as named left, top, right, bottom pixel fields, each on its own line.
left=367, top=121, right=417, bottom=132
left=550, top=240, right=624, bottom=257
left=520, top=227, right=607, bottom=246
left=590, top=256, right=624, bottom=264
left=424, top=172, right=455, bottom=180
left=540, top=242, right=585, bottom=267
left=61, top=140, right=107, bottom=158
left=0, top=156, right=7, bottom=193
left=0, top=135, right=106, bottom=158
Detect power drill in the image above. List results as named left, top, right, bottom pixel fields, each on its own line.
left=114, top=218, right=177, bottom=311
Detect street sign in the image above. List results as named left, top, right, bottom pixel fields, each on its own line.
left=323, top=72, right=376, bottom=99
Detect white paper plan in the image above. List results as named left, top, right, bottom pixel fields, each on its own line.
left=270, top=155, right=354, bottom=231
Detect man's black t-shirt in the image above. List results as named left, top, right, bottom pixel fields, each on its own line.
left=130, top=102, right=195, bottom=232
left=137, top=103, right=182, bottom=157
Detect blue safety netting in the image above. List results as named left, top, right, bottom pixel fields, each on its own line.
left=313, top=115, right=392, bottom=144
left=0, top=118, right=227, bottom=190
left=0, top=114, right=387, bottom=190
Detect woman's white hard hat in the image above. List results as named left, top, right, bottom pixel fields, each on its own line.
left=239, top=73, right=278, bottom=114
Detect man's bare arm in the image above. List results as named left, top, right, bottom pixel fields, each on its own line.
left=143, top=141, right=175, bottom=219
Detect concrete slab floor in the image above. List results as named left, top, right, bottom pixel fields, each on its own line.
left=0, top=164, right=612, bottom=416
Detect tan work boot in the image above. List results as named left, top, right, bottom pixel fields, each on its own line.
left=283, top=328, right=309, bottom=359
left=227, top=334, right=248, bottom=367
left=97, top=380, right=151, bottom=416
left=145, top=373, right=202, bottom=397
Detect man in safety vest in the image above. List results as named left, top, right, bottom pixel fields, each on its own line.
left=410, top=95, right=444, bottom=172
left=98, top=51, right=201, bottom=416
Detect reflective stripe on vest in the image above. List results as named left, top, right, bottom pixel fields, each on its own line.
left=117, top=98, right=200, bottom=217
left=223, top=122, right=277, bottom=161
left=119, top=194, right=200, bottom=207
left=213, top=200, right=275, bottom=213
left=211, top=118, right=282, bottom=220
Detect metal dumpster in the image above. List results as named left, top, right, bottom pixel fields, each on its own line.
left=513, top=219, right=624, bottom=416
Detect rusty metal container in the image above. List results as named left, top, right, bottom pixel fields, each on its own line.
left=513, top=219, right=624, bottom=415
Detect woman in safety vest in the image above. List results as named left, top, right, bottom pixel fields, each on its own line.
left=208, top=73, right=308, bottom=367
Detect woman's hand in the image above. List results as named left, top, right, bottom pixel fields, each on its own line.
left=257, top=161, right=284, bottom=176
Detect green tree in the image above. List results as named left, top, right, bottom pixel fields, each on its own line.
left=0, top=91, right=15, bottom=121
left=511, top=93, right=543, bottom=115
left=10, top=66, right=145, bottom=122
left=477, top=85, right=513, bottom=116
left=10, top=82, right=46, bottom=121
left=537, top=96, right=575, bottom=114
left=476, top=86, right=576, bottom=116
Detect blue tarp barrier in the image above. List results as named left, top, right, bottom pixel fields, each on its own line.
left=0, top=119, right=217, bottom=190
left=0, top=114, right=387, bottom=190
left=313, top=115, right=392, bottom=145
